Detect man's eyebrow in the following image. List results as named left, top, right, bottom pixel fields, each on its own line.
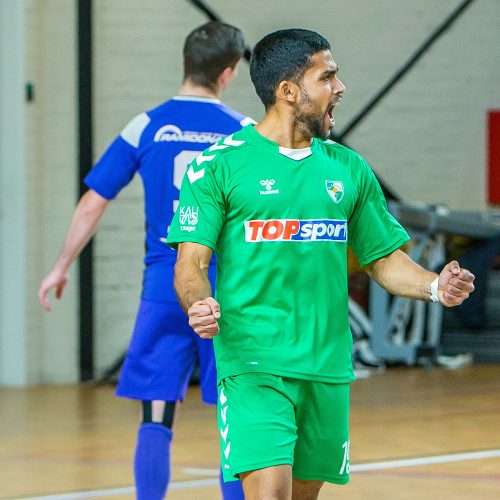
left=322, top=67, right=338, bottom=76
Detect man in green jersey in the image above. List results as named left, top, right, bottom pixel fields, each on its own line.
left=167, top=29, right=475, bottom=499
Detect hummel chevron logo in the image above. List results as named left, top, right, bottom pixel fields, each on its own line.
left=187, top=165, right=205, bottom=184
left=220, top=424, right=229, bottom=442
left=208, top=135, right=245, bottom=151
left=209, top=143, right=229, bottom=152
left=186, top=150, right=215, bottom=183
left=188, top=135, right=246, bottom=184
left=219, top=388, right=227, bottom=405
left=219, top=386, right=231, bottom=461
left=208, top=134, right=245, bottom=151
left=221, top=406, right=228, bottom=425
left=222, top=135, right=245, bottom=147
left=196, top=153, right=215, bottom=166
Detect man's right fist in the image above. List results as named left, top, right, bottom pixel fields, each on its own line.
left=188, top=297, right=221, bottom=338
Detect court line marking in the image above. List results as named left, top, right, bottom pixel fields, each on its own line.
left=182, top=467, right=220, bottom=476
left=350, top=449, right=500, bottom=471
left=180, top=449, right=500, bottom=476
left=19, top=479, right=219, bottom=499
left=19, top=449, right=500, bottom=499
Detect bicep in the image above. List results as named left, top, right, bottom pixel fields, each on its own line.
left=364, top=249, right=408, bottom=279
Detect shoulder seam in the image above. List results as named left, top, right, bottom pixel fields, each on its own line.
left=120, top=112, right=151, bottom=148
left=319, top=139, right=364, bottom=159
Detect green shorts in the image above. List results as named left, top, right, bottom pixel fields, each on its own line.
left=218, top=373, right=350, bottom=485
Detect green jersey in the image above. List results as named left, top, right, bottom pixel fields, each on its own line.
left=167, top=125, right=409, bottom=383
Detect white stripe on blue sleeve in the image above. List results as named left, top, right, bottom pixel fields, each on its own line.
left=120, top=112, right=151, bottom=148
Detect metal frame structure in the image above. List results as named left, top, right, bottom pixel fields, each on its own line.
left=352, top=202, right=500, bottom=365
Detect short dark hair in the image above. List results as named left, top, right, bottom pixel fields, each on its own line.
left=183, top=21, right=245, bottom=90
left=250, top=28, right=331, bottom=108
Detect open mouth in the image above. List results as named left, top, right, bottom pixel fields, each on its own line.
left=327, top=104, right=335, bottom=125
left=326, top=96, right=342, bottom=126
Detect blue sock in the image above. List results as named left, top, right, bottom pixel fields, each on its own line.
left=220, top=468, right=245, bottom=499
left=134, top=423, right=173, bottom=500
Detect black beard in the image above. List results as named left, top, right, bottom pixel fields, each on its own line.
left=297, top=111, right=329, bottom=140
left=296, top=89, right=330, bottom=140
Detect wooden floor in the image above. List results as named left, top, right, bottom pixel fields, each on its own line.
left=1, top=365, right=499, bottom=499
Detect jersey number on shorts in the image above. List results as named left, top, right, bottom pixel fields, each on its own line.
left=339, top=440, right=350, bottom=474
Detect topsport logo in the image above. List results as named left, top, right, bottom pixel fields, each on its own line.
left=245, top=219, right=347, bottom=242
left=154, top=124, right=225, bottom=144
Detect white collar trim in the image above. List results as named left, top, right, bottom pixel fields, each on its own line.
left=278, top=146, right=313, bottom=161
left=173, top=96, right=220, bottom=104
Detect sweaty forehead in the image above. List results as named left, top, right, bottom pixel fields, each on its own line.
left=308, top=50, right=337, bottom=74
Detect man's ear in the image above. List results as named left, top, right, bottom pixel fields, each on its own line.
left=219, top=63, right=239, bottom=87
left=276, top=80, right=300, bottom=104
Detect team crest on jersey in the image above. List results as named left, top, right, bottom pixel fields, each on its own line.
left=326, top=180, right=344, bottom=204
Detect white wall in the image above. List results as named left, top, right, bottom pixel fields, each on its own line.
left=91, top=0, right=500, bottom=375
left=0, top=0, right=27, bottom=386
left=24, top=0, right=78, bottom=383
left=5, top=0, right=498, bottom=383
left=207, top=0, right=499, bottom=209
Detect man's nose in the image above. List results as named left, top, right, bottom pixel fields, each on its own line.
left=334, top=77, right=346, bottom=94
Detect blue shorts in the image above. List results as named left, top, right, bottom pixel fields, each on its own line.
left=116, top=299, right=217, bottom=404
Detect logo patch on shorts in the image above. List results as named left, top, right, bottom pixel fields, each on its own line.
left=339, top=440, right=350, bottom=474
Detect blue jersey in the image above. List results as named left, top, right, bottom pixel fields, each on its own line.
left=85, top=96, right=251, bottom=302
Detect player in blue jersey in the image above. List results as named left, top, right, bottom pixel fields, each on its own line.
left=38, top=21, right=248, bottom=500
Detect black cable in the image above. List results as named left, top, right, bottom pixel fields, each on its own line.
left=336, top=0, right=477, bottom=142
left=188, top=0, right=252, bottom=61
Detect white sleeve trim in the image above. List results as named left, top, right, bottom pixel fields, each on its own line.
left=120, top=112, right=151, bottom=148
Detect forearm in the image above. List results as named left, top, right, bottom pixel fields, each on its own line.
left=174, top=256, right=212, bottom=313
left=53, top=190, right=108, bottom=273
left=365, top=249, right=438, bottom=301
